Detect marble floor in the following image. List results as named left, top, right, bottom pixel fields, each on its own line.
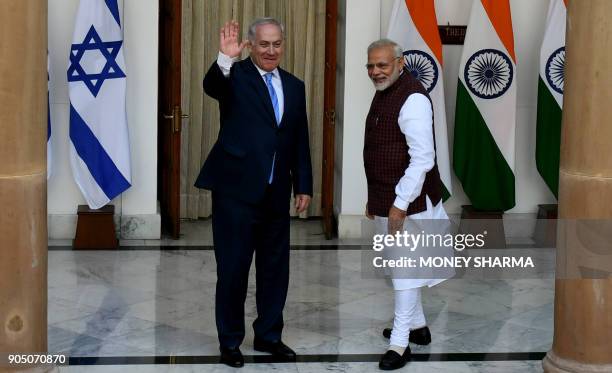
left=56, top=361, right=545, bottom=372
left=48, top=219, right=553, bottom=372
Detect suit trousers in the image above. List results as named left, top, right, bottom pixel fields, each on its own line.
left=211, top=186, right=290, bottom=349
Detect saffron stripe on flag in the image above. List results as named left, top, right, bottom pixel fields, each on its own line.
left=480, top=0, right=516, bottom=62
left=405, top=0, right=443, bottom=64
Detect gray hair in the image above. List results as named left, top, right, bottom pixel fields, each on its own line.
left=367, top=38, right=403, bottom=58
left=247, top=17, right=285, bottom=42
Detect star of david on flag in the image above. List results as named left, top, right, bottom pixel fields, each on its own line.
left=68, top=0, right=131, bottom=209
left=68, top=25, right=126, bottom=97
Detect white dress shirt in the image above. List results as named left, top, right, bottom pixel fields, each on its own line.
left=375, top=90, right=452, bottom=291
left=392, top=93, right=436, bottom=211
left=216, top=52, right=284, bottom=119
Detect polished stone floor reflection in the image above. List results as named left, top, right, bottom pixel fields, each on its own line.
left=57, top=361, right=545, bottom=372
left=48, top=219, right=552, bottom=372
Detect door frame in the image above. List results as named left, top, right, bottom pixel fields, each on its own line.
left=322, top=0, right=338, bottom=239
left=157, top=0, right=183, bottom=239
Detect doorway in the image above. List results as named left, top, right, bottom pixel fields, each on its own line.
left=157, top=0, right=337, bottom=239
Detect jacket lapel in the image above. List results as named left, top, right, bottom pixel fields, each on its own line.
left=244, top=58, right=277, bottom=127
left=278, top=68, right=291, bottom=128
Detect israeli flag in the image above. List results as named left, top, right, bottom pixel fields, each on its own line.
left=67, top=0, right=131, bottom=209
left=47, top=52, right=52, bottom=180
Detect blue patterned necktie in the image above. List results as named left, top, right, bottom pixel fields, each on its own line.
left=265, top=73, right=281, bottom=124
left=265, top=72, right=280, bottom=183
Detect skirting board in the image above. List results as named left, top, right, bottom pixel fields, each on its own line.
left=337, top=213, right=538, bottom=239
left=48, top=212, right=161, bottom=240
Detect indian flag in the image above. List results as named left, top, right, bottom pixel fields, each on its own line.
left=536, top=0, right=566, bottom=199
left=387, top=0, right=452, bottom=200
left=453, top=0, right=516, bottom=211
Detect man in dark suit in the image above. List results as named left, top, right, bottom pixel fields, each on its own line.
left=194, top=18, right=313, bottom=368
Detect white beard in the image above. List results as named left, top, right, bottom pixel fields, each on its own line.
left=373, top=67, right=402, bottom=91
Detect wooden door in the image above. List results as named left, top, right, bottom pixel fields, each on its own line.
left=322, top=0, right=337, bottom=239
left=158, top=0, right=183, bottom=239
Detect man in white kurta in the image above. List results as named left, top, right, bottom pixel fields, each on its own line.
left=364, top=39, right=452, bottom=371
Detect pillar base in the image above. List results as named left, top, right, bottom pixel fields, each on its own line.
left=544, top=350, right=612, bottom=373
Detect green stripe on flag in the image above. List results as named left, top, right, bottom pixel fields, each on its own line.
left=535, top=78, right=562, bottom=199
left=453, top=81, right=515, bottom=211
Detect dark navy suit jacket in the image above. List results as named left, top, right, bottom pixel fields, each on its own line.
left=194, top=57, right=313, bottom=208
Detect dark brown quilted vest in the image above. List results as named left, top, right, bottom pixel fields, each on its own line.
left=363, top=70, right=442, bottom=217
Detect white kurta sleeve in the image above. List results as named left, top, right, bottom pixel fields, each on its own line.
left=393, top=93, right=435, bottom=211
left=216, top=51, right=239, bottom=77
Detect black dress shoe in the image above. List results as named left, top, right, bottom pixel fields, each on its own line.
left=382, top=326, right=432, bottom=345
left=220, top=346, right=244, bottom=368
left=253, top=338, right=296, bottom=360
left=409, top=326, right=431, bottom=345
left=383, top=328, right=392, bottom=339
left=378, top=346, right=411, bottom=370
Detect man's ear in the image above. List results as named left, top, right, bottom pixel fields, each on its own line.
left=398, top=55, right=405, bottom=70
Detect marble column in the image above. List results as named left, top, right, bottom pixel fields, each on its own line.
left=0, top=1, right=48, bottom=372
left=543, top=0, right=612, bottom=372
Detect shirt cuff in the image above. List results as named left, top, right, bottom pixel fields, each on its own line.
left=393, top=195, right=410, bottom=211
left=216, top=51, right=238, bottom=70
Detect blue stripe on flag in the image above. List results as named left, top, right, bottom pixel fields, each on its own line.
left=47, top=93, right=51, bottom=141
left=69, top=104, right=130, bottom=201
left=105, top=0, right=121, bottom=27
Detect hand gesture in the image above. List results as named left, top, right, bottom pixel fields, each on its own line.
left=220, top=20, right=248, bottom=58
